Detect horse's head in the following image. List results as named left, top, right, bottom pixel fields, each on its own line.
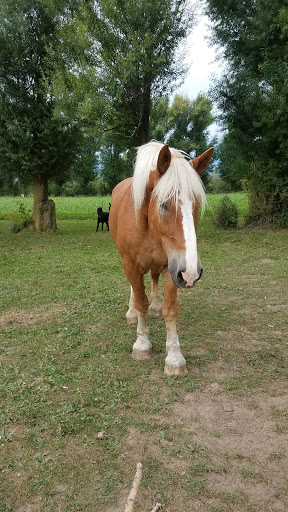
left=133, top=142, right=213, bottom=289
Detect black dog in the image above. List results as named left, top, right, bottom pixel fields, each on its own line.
left=96, top=205, right=110, bottom=231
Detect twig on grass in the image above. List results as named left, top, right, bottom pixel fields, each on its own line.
left=150, top=503, right=163, bottom=512
left=124, top=462, right=143, bottom=512
left=123, top=463, right=164, bottom=512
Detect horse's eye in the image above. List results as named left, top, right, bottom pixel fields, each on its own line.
left=160, top=202, right=168, bottom=212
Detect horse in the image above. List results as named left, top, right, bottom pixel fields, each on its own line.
left=96, top=206, right=110, bottom=231
left=109, top=141, right=213, bottom=375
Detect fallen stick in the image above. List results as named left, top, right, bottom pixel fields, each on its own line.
left=150, top=503, right=162, bottom=512
left=124, top=463, right=143, bottom=512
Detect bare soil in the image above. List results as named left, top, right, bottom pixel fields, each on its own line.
left=0, top=304, right=76, bottom=328
left=110, top=388, right=288, bottom=512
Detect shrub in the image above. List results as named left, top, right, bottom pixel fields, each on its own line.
left=214, top=196, right=238, bottom=229
left=10, top=203, right=33, bottom=233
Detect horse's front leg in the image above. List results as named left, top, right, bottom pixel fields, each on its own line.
left=148, top=271, right=162, bottom=317
left=123, top=260, right=152, bottom=360
left=162, top=270, right=188, bottom=376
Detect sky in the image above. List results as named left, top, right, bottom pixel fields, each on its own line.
left=174, top=15, right=224, bottom=140
left=175, top=15, right=223, bottom=99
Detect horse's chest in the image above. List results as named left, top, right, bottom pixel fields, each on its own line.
left=136, top=243, right=167, bottom=274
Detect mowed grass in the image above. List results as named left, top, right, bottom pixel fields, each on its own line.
left=0, top=194, right=287, bottom=512
left=0, top=193, right=248, bottom=223
left=0, top=196, right=112, bottom=220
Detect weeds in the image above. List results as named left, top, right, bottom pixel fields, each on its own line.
left=10, top=202, right=33, bottom=232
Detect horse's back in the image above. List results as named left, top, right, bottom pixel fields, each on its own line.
left=109, top=177, right=133, bottom=244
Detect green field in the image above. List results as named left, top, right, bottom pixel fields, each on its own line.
left=0, top=193, right=249, bottom=223
left=1, top=195, right=287, bottom=512
left=0, top=196, right=112, bottom=220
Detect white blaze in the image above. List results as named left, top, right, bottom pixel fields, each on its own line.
left=180, top=198, right=199, bottom=287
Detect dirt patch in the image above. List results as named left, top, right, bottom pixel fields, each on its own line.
left=267, top=304, right=288, bottom=313
left=15, top=496, right=43, bottom=512
left=252, top=258, right=275, bottom=264
left=116, top=390, right=288, bottom=512
left=7, top=423, right=26, bottom=439
left=171, top=391, right=288, bottom=511
left=0, top=304, right=76, bottom=329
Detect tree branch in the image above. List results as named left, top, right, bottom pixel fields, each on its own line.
left=150, top=503, right=163, bottom=512
left=124, top=463, right=143, bottom=512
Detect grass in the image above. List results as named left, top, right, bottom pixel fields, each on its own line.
left=0, top=195, right=112, bottom=220
left=0, top=193, right=288, bottom=512
left=0, top=192, right=248, bottom=222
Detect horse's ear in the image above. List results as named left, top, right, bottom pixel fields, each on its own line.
left=190, top=147, right=214, bottom=175
left=157, top=144, right=171, bottom=175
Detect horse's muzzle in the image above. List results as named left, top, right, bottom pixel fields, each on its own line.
left=169, top=259, right=203, bottom=289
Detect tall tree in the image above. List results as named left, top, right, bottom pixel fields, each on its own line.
left=215, top=132, right=247, bottom=192
left=167, top=93, right=213, bottom=155
left=47, top=0, right=195, bottom=192
left=206, top=0, right=288, bottom=225
left=0, top=0, right=83, bottom=230
left=90, top=0, right=194, bottom=147
left=149, top=95, right=170, bottom=142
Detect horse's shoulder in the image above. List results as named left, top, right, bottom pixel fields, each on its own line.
left=112, top=177, right=132, bottom=199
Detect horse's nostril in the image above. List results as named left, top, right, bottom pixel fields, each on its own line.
left=193, top=268, right=203, bottom=283
left=177, top=270, right=186, bottom=284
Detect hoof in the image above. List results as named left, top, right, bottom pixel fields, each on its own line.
left=132, top=348, right=152, bottom=361
left=164, top=364, right=188, bottom=376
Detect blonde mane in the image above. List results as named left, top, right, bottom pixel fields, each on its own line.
left=132, top=141, right=206, bottom=213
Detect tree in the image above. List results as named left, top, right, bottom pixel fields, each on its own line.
left=67, top=0, right=195, bottom=191
left=149, top=95, right=170, bottom=142
left=0, top=0, right=83, bottom=230
left=47, top=0, right=196, bottom=192
left=216, top=131, right=248, bottom=192
left=149, top=93, right=214, bottom=185
left=206, top=0, right=288, bottom=225
left=90, top=0, right=194, bottom=147
left=167, top=94, right=213, bottom=155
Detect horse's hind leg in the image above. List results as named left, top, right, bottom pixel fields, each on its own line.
left=162, top=270, right=188, bottom=376
left=123, top=261, right=152, bottom=360
left=126, top=286, right=138, bottom=325
left=148, top=271, right=162, bottom=317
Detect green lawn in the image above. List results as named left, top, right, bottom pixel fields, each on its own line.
left=0, top=196, right=112, bottom=220
left=0, top=193, right=248, bottom=222
left=0, top=195, right=287, bottom=512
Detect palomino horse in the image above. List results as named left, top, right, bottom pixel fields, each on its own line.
left=109, top=141, right=213, bottom=375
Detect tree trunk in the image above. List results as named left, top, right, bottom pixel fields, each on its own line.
left=33, top=173, right=57, bottom=232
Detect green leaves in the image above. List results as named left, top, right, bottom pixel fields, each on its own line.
left=0, top=0, right=83, bottom=186
left=207, top=0, right=288, bottom=224
left=92, top=0, right=194, bottom=144
left=163, top=93, right=213, bottom=155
